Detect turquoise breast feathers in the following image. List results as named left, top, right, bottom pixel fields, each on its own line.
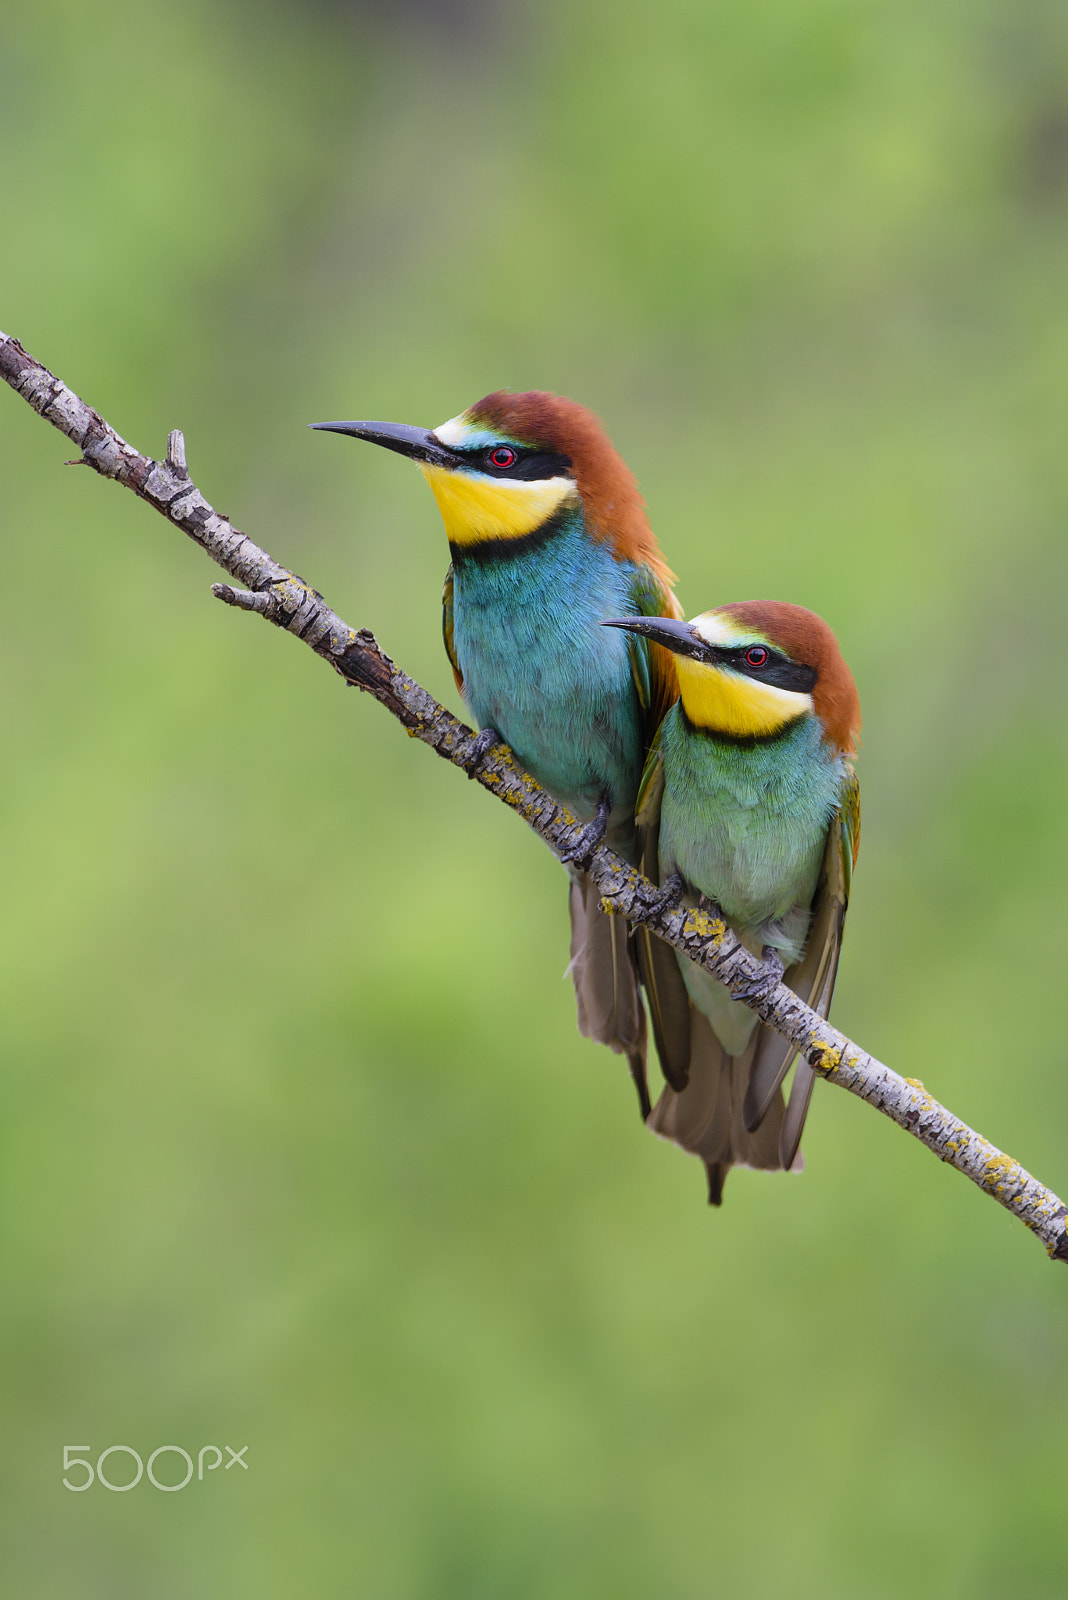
left=450, top=509, right=647, bottom=852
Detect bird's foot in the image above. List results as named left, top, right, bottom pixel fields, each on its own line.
left=464, top=726, right=502, bottom=779
left=558, top=792, right=612, bottom=866
left=732, top=945, right=785, bottom=1008
left=638, top=872, right=685, bottom=924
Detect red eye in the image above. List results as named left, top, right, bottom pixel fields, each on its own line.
left=745, top=646, right=769, bottom=668
left=489, top=446, right=517, bottom=469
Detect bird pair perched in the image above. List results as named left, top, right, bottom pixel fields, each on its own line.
left=313, top=391, right=861, bottom=1206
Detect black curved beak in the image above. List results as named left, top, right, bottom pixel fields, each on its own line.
left=601, top=616, right=705, bottom=660
left=308, top=419, right=460, bottom=470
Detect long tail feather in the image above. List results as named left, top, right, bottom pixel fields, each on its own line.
left=568, top=873, right=649, bottom=1117
left=647, top=1008, right=792, bottom=1204
left=780, top=1059, right=816, bottom=1171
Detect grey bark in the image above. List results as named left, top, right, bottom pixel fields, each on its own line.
left=2, top=328, right=1065, bottom=1263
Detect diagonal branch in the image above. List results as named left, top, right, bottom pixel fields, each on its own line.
left=3, top=327, right=1065, bottom=1263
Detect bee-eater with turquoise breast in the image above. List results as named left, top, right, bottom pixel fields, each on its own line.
left=312, top=392, right=682, bottom=1117
left=603, top=602, right=861, bottom=1204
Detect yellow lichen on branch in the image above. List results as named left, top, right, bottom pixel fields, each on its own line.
left=682, top=906, right=726, bottom=943
left=807, top=1036, right=842, bottom=1075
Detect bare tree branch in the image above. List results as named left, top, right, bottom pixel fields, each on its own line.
left=3, top=327, right=1065, bottom=1262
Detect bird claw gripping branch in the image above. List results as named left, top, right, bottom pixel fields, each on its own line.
left=638, top=872, right=685, bottom=923
left=557, top=792, right=612, bottom=867
left=730, top=945, right=786, bottom=1009
left=463, top=725, right=502, bottom=780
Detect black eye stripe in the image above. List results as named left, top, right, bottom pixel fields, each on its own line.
left=711, top=644, right=817, bottom=695
left=454, top=445, right=574, bottom=481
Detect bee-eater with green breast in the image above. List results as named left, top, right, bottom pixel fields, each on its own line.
left=312, top=392, right=682, bottom=1118
left=603, top=602, right=861, bottom=1204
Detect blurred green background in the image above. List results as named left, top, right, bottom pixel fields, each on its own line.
left=3, top=0, right=1068, bottom=1594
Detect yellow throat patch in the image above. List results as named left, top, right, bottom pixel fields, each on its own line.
left=420, top=464, right=577, bottom=546
left=675, top=654, right=813, bottom=739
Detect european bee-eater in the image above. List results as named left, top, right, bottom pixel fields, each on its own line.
left=312, top=392, right=682, bottom=1117
left=604, top=602, right=861, bottom=1204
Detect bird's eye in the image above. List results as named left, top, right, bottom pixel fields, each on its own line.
left=744, top=646, right=769, bottom=669
left=488, top=446, right=517, bottom=469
